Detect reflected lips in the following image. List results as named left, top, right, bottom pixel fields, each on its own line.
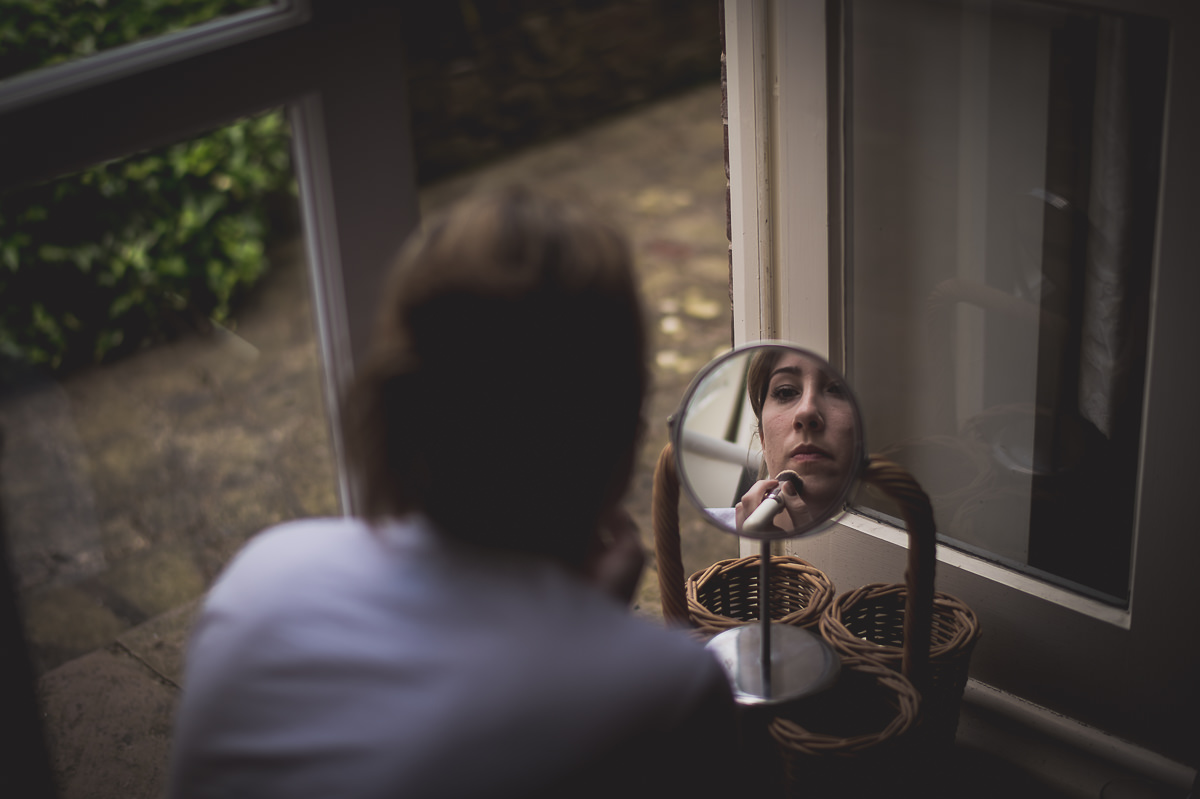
left=789, top=444, right=831, bottom=462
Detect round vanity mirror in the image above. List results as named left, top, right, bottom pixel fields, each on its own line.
left=669, top=342, right=866, bottom=541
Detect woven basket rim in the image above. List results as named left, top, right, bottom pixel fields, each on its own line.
left=769, top=656, right=920, bottom=756
left=685, top=554, right=836, bottom=634
left=819, top=583, right=982, bottom=665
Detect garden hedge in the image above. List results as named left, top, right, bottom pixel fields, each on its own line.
left=0, top=0, right=292, bottom=373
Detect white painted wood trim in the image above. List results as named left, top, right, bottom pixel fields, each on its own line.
left=771, top=0, right=831, bottom=359
left=725, top=0, right=831, bottom=355
left=724, top=0, right=771, bottom=346
left=835, top=511, right=1131, bottom=628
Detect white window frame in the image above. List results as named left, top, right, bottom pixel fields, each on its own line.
left=725, top=0, right=1199, bottom=790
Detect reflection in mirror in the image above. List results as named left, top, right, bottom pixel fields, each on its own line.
left=671, top=343, right=865, bottom=541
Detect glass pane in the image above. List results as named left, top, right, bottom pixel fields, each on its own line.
left=0, top=107, right=340, bottom=675
left=846, top=0, right=1168, bottom=604
left=0, top=0, right=276, bottom=82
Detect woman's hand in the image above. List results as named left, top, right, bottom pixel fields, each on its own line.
left=735, top=477, right=812, bottom=534
left=582, top=506, right=646, bottom=606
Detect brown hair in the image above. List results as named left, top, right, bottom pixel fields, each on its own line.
left=342, top=185, right=647, bottom=565
left=746, top=347, right=782, bottom=430
left=746, top=347, right=782, bottom=480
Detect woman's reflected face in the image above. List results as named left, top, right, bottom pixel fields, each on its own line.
left=758, top=353, right=857, bottom=512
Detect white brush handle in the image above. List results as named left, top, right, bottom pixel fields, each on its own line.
left=743, top=492, right=784, bottom=533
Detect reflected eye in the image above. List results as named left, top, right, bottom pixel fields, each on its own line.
left=769, top=384, right=800, bottom=402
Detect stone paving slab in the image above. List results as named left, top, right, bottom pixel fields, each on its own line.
left=34, top=600, right=198, bottom=799
left=37, top=648, right=178, bottom=799
left=116, top=598, right=202, bottom=689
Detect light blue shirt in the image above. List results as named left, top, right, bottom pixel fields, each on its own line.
left=168, top=515, right=734, bottom=799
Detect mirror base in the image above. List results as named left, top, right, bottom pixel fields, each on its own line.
left=705, top=623, right=840, bottom=706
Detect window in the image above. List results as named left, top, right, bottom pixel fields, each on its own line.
left=0, top=0, right=420, bottom=791
left=846, top=0, right=1169, bottom=607
left=1, top=108, right=346, bottom=676
left=725, top=0, right=1198, bottom=786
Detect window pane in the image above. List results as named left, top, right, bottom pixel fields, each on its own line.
left=846, top=0, right=1168, bottom=604
left=0, top=0, right=276, bottom=82
left=0, top=107, right=340, bottom=674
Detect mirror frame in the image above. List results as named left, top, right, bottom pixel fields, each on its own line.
left=668, top=341, right=868, bottom=541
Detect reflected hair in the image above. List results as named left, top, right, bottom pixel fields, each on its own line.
left=342, top=184, right=647, bottom=565
left=746, top=348, right=782, bottom=430
left=746, top=347, right=783, bottom=479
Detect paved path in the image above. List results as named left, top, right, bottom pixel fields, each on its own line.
left=7, top=82, right=738, bottom=799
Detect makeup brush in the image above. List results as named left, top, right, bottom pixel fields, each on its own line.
left=742, top=470, right=804, bottom=533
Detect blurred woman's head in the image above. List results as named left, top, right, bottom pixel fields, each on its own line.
left=344, top=185, right=647, bottom=565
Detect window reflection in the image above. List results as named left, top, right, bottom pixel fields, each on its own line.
left=846, top=0, right=1168, bottom=604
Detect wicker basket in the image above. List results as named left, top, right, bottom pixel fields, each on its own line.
left=652, top=442, right=835, bottom=638
left=818, top=457, right=982, bottom=749
left=760, top=457, right=974, bottom=796
left=687, top=554, right=834, bottom=638
left=768, top=655, right=922, bottom=798
left=820, top=583, right=980, bottom=748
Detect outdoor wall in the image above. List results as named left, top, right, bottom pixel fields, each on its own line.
left=399, top=0, right=723, bottom=184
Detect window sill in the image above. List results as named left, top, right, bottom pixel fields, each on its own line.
left=836, top=510, right=1132, bottom=629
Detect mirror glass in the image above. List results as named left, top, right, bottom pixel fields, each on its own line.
left=670, top=342, right=865, bottom=540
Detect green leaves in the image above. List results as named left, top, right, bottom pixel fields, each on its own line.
left=0, top=109, right=292, bottom=372
left=0, top=1, right=289, bottom=375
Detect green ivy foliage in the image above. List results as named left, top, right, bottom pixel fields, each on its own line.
left=1, top=113, right=294, bottom=370
left=0, top=0, right=271, bottom=81
left=0, top=0, right=290, bottom=373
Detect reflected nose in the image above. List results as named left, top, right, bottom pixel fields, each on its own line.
left=793, top=390, right=824, bottom=430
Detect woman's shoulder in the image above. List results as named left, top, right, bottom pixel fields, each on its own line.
left=225, top=515, right=431, bottom=572
left=522, top=580, right=725, bottom=696
left=198, top=516, right=427, bottom=616
left=218, top=517, right=368, bottom=580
